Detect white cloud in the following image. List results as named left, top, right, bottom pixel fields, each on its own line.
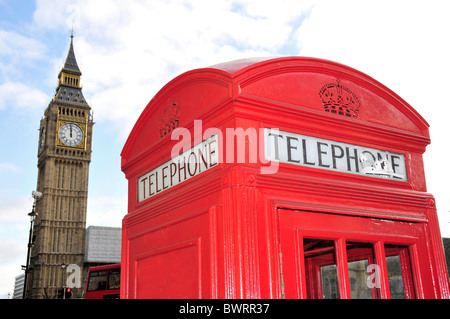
left=0, top=238, right=26, bottom=266
left=0, top=191, right=33, bottom=224
left=86, top=195, right=127, bottom=227
left=0, top=29, right=47, bottom=61
left=0, top=29, right=48, bottom=82
left=0, top=82, right=48, bottom=111
left=32, top=0, right=74, bottom=30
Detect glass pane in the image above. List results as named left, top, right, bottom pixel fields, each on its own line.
left=108, top=268, right=121, bottom=290
left=303, top=238, right=339, bottom=299
left=320, top=264, right=339, bottom=299
left=87, top=270, right=107, bottom=291
left=385, top=244, right=415, bottom=299
left=346, top=242, right=379, bottom=299
left=347, top=259, right=373, bottom=299
left=386, top=255, right=405, bottom=298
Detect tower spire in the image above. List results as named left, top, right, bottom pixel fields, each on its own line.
left=54, top=32, right=88, bottom=107
left=61, top=31, right=81, bottom=75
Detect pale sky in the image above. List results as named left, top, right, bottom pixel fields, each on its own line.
left=0, top=0, right=449, bottom=298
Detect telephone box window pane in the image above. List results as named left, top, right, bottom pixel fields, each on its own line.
left=385, top=245, right=415, bottom=299
left=347, top=259, right=373, bottom=299
left=386, top=255, right=404, bottom=298
left=303, top=238, right=339, bottom=299
left=346, top=242, right=379, bottom=299
left=320, top=264, right=339, bottom=299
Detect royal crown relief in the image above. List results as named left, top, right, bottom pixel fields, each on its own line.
left=159, top=102, right=181, bottom=138
left=319, top=79, right=360, bottom=119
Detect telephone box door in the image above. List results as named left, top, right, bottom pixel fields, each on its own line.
left=279, top=209, right=435, bottom=299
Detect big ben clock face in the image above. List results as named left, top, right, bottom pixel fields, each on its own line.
left=59, top=123, right=84, bottom=146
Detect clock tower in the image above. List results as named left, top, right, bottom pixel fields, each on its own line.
left=25, top=33, right=93, bottom=299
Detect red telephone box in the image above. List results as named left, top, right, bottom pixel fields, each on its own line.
left=120, top=57, right=450, bottom=299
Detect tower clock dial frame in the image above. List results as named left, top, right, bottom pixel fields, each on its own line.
left=59, top=123, right=83, bottom=146
left=56, top=120, right=87, bottom=150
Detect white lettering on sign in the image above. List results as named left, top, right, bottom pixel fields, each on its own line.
left=138, top=134, right=219, bottom=202
left=264, top=128, right=407, bottom=182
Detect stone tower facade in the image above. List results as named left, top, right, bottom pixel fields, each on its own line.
left=25, top=33, right=93, bottom=299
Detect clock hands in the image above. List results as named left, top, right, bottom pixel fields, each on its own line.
left=60, top=123, right=83, bottom=146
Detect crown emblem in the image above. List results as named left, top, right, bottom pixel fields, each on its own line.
left=319, top=79, right=360, bottom=119
left=159, top=102, right=181, bottom=138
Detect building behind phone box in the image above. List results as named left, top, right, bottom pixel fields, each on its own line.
left=120, top=57, right=450, bottom=299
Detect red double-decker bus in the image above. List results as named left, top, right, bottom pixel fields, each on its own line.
left=85, top=264, right=120, bottom=299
